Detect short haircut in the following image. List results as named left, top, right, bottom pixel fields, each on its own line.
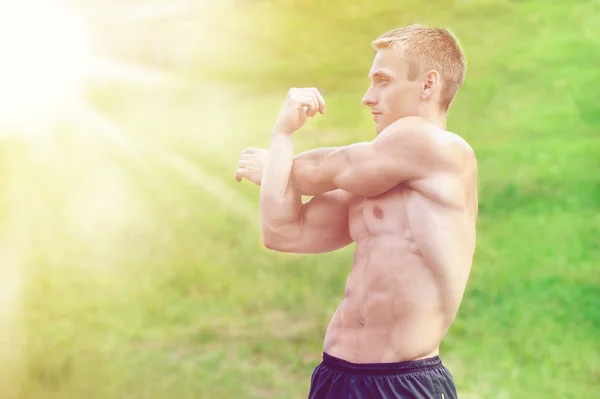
left=372, top=24, right=467, bottom=111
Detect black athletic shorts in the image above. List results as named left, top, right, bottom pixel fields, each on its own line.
left=308, top=352, right=458, bottom=399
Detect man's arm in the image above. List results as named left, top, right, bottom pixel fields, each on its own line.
left=260, top=131, right=352, bottom=253
left=262, top=189, right=353, bottom=254
left=290, top=147, right=339, bottom=195
left=293, top=117, right=460, bottom=197
left=258, top=86, right=356, bottom=254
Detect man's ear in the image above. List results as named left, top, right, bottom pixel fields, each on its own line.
left=421, top=70, right=440, bottom=100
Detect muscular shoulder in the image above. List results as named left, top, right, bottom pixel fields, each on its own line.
left=378, top=116, right=475, bottom=175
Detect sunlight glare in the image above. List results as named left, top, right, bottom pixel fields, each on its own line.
left=0, top=0, right=91, bottom=137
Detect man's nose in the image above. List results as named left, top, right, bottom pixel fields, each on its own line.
left=362, top=89, right=377, bottom=107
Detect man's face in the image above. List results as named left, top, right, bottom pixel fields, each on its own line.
left=362, top=48, right=423, bottom=134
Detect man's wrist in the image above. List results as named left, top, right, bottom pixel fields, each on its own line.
left=271, top=128, right=294, bottom=137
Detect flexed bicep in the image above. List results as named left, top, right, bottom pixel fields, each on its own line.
left=262, top=190, right=353, bottom=254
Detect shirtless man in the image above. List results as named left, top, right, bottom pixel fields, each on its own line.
left=235, top=25, right=477, bottom=399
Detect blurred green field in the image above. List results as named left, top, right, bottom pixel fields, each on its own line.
left=1, top=0, right=599, bottom=398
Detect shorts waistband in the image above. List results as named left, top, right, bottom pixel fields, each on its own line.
left=321, top=352, right=442, bottom=376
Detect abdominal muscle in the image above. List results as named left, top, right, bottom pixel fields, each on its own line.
left=322, top=233, right=446, bottom=363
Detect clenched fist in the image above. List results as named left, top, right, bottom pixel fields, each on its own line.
left=235, top=147, right=268, bottom=186
left=273, top=87, right=326, bottom=134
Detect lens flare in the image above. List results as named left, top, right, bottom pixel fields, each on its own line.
left=0, top=0, right=91, bottom=137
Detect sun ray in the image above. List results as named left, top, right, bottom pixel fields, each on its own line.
left=73, top=102, right=257, bottom=224
left=120, top=1, right=201, bottom=22
left=145, top=144, right=258, bottom=224
left=87, top=56, right=172, bottom=85
left=69, top=102, right=136, bottom=152
left=0, top=162, right=36, bottom=397
left=0, top=1, right=258, bottom=395
left=0, top=0, right=91, bottom=137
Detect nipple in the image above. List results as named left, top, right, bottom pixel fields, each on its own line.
left=373, top=205, right=384, bottom=220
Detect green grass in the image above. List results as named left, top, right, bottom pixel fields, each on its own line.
left=0, top=0, right=599, bottom=398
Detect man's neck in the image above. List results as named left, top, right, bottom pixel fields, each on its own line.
left=420, top=110, right=447, bottom=130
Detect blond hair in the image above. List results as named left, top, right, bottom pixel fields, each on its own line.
left=372, top=24, right=466, bottom=111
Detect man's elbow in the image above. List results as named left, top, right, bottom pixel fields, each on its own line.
left=260, top=221, right=302, bottom=252
left=261, top=229, right=279, bottom=251
left=261, top=231, right=299, bottom=253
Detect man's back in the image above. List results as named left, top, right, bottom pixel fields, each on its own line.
left=323, top=130, right=478, bottom=363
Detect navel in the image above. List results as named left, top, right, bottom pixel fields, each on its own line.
left=373, top=205, right=384, bottom=219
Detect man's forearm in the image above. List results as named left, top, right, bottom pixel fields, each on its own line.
left=260, top=131, right=302, bottom=235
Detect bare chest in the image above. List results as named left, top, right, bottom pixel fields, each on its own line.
left=348, top=186, right=410, bottom=241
